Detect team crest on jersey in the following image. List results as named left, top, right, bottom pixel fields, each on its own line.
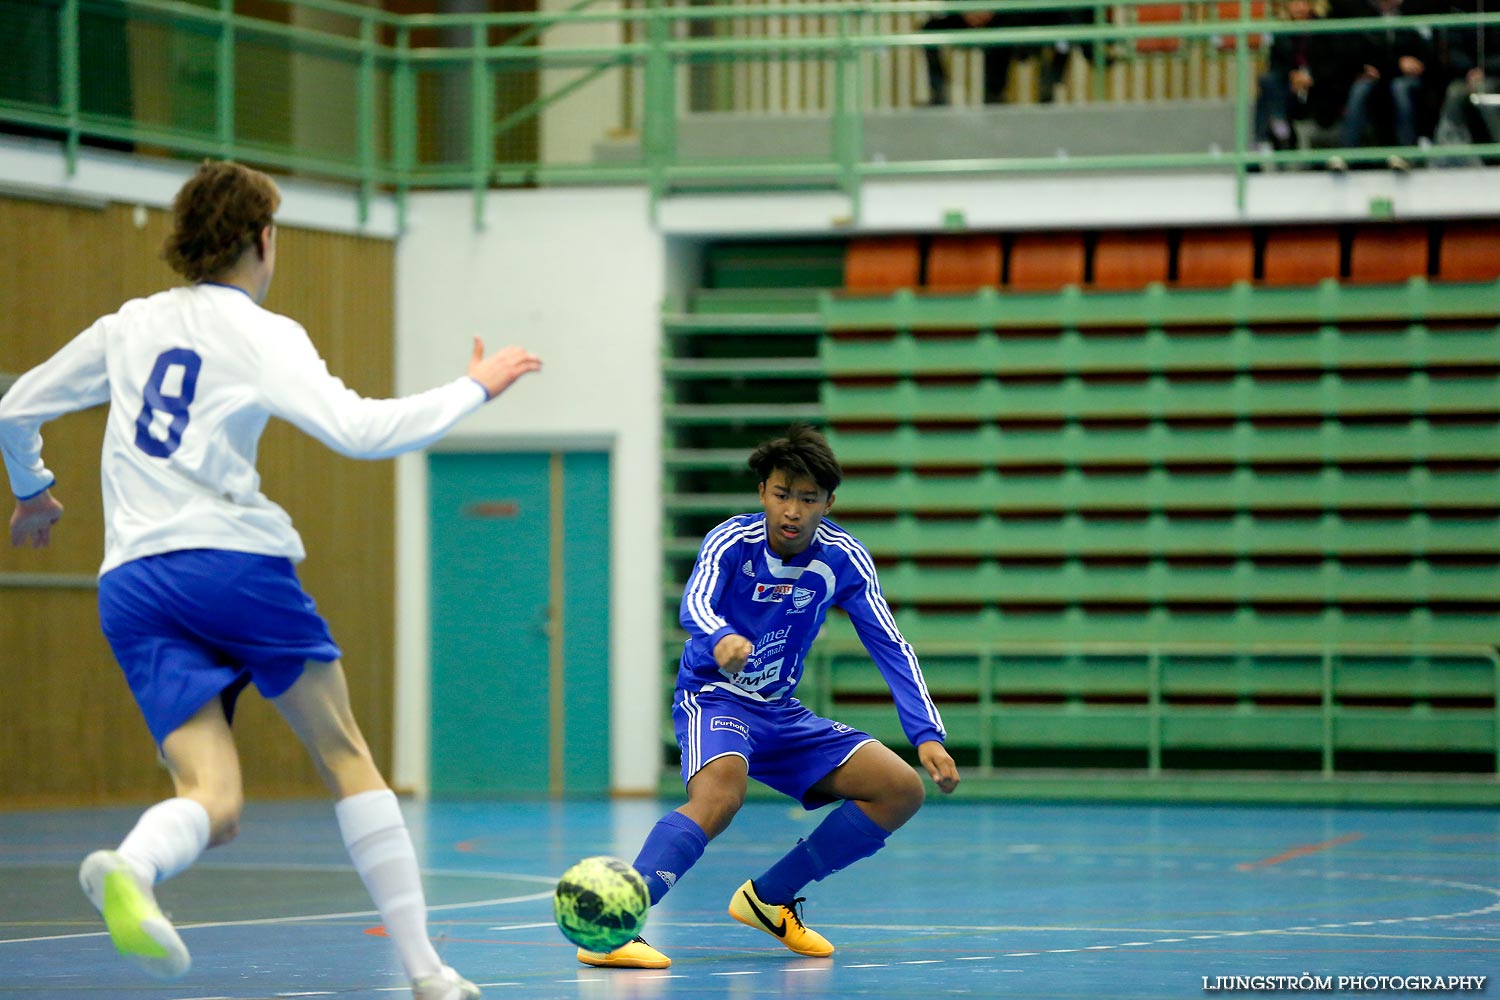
left=752, top=582, right=794, bottom=602
left=742, top=560, right=755, bottom=578
left=791, top=586, right=816, bottom=609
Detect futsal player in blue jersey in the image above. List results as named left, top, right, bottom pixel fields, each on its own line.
left=1, top=160, right=541, bottom=1000
left=577, top=423, right=961, bottom=969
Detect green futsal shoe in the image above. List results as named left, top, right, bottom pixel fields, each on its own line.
left=79, top=850, right=191, bottom=980
left=411, top=964, right=481, bottom=999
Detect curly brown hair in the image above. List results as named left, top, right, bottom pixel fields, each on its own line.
left=162, top=160, right=281, bottom=282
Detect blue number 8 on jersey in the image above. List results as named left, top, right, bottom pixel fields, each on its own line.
left=134, top=348, right=202, bottom=458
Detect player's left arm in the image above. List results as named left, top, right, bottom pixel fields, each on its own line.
left=835, top=539, right=960, bottom=791
left=259, top=325, right=537, bottom=460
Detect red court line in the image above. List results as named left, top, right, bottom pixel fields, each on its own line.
left=1236, top=832, right=1364, bottom=871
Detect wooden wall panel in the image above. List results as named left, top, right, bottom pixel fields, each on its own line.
left=0, top=195, right=396, bottom=806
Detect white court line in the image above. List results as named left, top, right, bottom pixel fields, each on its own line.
left=0, top=859, right=558, bottom=886
left=0, top=890, right=554, bottom=946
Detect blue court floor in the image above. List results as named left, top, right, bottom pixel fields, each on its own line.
left=1, top=797, right=1496, bottom=998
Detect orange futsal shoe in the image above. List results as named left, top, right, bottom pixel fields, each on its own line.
left=727, top=879, right=834, bottom=957
left=576, top=935, right=671, bottom=969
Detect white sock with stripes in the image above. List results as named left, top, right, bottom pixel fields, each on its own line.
left=117, top=797, right=210, bottom=885
left=336, top=789, right=443, bottom=981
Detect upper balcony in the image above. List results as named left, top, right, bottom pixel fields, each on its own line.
left=3, top=0, right=1497, bottom=227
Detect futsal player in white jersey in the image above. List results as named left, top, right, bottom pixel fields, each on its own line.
left=576, top=423, right=961, bottom=970
left=0, top=160, right=541, bottom=1000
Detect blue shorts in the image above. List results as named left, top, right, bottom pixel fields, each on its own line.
left=98, top=550, right=342, bottom=745
left=673, top=688, right=877, bottom=809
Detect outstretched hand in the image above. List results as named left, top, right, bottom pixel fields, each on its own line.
left=10, top=491, right=64, bottom=548
left=468, top=337, right=543, bottom=400
left=918, top=740, right=961, bottom=794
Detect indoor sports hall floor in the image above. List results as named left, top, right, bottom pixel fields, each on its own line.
left=2, top=797, right=1497, bottom=998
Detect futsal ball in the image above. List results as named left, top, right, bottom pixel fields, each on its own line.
left=553, top=855, right=650, bottom=952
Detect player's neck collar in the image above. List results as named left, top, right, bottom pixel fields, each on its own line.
left=199, top=280, right=254, bottom=300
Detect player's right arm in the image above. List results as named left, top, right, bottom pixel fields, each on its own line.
left=0, top=321, right=110, bottom=543
left=257, top=323, right=541, bottom=460
left=679, top=518, right=751, bottom=668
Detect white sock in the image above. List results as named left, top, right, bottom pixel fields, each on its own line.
left=117, top=797, right=211, bottom=885
left=336, top=789, right=443, bottom=981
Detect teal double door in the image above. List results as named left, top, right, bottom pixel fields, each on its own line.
left=427, top=451, right=610, bottom=796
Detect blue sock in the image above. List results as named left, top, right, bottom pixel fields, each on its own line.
left=753, top=800, right=890, bottom=905
left=632, top=811, right=709, bottom=905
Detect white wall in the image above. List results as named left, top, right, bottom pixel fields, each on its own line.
left=0, top=135, right=400, bottom=236
left=655, top=170, right=1500, bottom=235
left=393, top=186, right=664, bottom=796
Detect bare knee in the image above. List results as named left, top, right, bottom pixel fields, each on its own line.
left=167, top=760, right=244, bottom=846
left=207, top=812, right=241, bottom=848
left=682, top=760, right=748, bottom=839
left=863, top=764, right=926, bottom=833
left=888, top=765, right=927, bottom=826
left=179, top=788, right=244, bottom=847
left=694, top=783, right=746, bottom=837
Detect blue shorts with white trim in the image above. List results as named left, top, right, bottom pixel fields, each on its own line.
left=98, top=549, right=341, bottom=745
left=673, top=687, right=876, bottom=809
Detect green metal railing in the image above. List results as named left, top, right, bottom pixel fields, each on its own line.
left=3, top=0, right=1498, bottom=225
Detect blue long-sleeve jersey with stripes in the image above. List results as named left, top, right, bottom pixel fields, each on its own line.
left=677, top=512, right=947, bottom=748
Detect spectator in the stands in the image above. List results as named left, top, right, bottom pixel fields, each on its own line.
left=1431, top=3, right=1500, bottom=163
left=922, top=4, right=1087, bottom=105
left=1332, top=0, right=1437, bottom=169
left=1253, top=0, right=1354, bottom=155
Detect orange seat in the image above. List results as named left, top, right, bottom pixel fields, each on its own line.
left=926, top=235, right=1002, bottom=293
left=844, top=236, right=921, bottom=294
left=1262, top=227, right=1341, bottom=286
left=1214, top=0, right=1266, bottom=51
left=1093, top=230, right=1170, bottom=290
left=1177, top=228, right=1254, bottom=287
left=1437, top=220, right=1500, bottom=282
left=1009, top=232, right=1086, bottom=291
left=1134, top=3, right=1184, bottom=55
left=1348, top=224, right=1429, bottom=284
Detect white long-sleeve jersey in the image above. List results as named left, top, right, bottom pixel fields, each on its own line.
left=0, top=283, right=487, bottom=574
